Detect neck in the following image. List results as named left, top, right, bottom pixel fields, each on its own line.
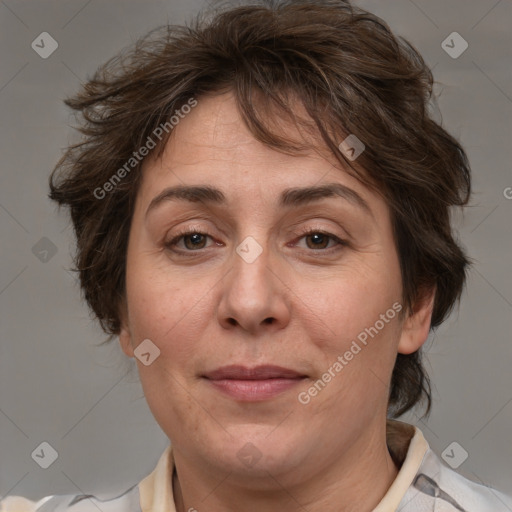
left=172, top=422, right=400, bottom=512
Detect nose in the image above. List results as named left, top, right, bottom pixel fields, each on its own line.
left=217, top=238, right=291, bottom=334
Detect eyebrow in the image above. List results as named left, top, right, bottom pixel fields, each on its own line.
left=146, top=182, right=372, bottom=217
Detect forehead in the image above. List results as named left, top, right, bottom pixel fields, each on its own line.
left=152, top=91, right=332, bottom=168
left=137, top=91, right=383, bottom=217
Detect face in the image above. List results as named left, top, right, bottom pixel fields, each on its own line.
left=119, top=91, right=430, bottom=483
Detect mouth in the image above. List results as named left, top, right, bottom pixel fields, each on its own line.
left=201, top=365, right=308, bottom=401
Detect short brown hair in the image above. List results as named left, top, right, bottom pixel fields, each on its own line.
left=49, top=0, right=471, bottom=418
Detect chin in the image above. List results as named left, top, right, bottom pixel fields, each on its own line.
left=207, top=429, right=307, bottom=476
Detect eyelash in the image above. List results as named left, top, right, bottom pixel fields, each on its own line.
left=165, top=227, right=347, bottom=255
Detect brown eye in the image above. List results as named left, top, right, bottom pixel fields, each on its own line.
left=295, top=229, right=346, bottom=252
left=182, top=233, right=208, bottom=250
left=166, top=230, right=213, bottom=252
left=304, top=232, right=331, bottom=250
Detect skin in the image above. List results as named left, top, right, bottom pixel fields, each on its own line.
left=119, top=91, right=434, bottom=512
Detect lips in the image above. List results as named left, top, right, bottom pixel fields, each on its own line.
left=202, top=365, right=307, bottom=401
left=203, top=365, right=306, bottom=380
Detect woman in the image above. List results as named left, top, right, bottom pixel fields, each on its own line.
left=2, top=0, right=510, bottom=510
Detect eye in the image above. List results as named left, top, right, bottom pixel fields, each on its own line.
left=294, top=228, right=347, bottom=252
left=165, top=229, right=216, bottom=252
left=165, top=227, right=347, bottom=255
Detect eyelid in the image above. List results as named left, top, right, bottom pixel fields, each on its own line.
left=290, top=226, right=348, bottom=252
left=165, top=227, right=218, bottom=250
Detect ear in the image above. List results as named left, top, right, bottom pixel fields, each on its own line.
left=118, top=303, right=134, bottom=358
left=397, top=286, right=436, bottom=355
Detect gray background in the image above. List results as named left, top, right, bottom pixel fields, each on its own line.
left=1, top=0, right=511, bottom=503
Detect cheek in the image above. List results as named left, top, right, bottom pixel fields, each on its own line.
left=137, top=362, right=208, bottom=453
left=299, top=262, right=402, bottom=343
left=294, top=258, right=403, bottom=407
left=125, top=270, right=214, bottom=440
left=125, top=262, right=214, bottom=362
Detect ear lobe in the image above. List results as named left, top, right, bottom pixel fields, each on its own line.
left=118, top=305, right=134, bottom=358
left=119, top=326, right=134, bottom=358
left=397, top=287, right=436, bottom=355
